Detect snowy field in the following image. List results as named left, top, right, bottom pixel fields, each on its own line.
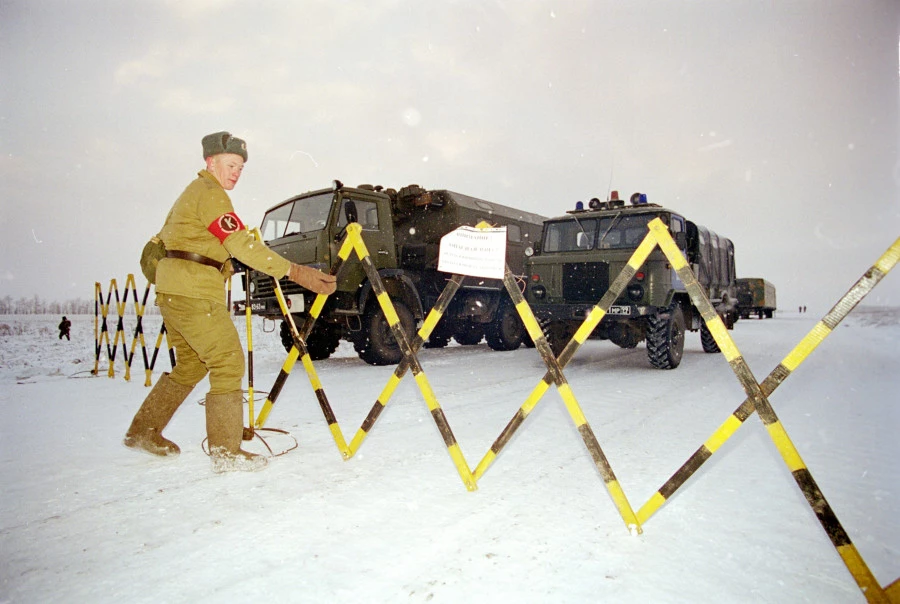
left=0, top=307, right=898, bottom=603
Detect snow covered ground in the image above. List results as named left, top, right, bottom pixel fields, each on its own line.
left=1, top=307, right=897, bottom=603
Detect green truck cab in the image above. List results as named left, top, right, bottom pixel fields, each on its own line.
left=247, top=181, right=546, bottom=365
left=524, top=192, right=739, bottom=369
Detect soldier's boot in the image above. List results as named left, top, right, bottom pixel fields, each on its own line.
left=205, top=391, right=268, bottom=473
left=124, top=373, right=192, bottom=456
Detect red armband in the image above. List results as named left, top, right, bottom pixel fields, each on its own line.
left=208, top=212, right=245, bottom=243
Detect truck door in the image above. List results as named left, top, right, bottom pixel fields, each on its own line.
left=335, top=196, right=397, bottom=270
left=670, top=215, right=686, bottom=290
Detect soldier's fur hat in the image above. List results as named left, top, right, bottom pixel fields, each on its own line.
left=201, top=131, right=248, bottom=162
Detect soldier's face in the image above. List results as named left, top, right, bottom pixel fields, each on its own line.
left=207, top=153, right=245, bottom=191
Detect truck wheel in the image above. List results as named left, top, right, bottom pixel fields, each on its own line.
left=522, top=331, right=536, bottom=348
left=646, top=304, right=685, bottom=369
left=423, top=322, right=452, bottom=349
left=453, top=322, right=484, bottom=346
left=765, top=309, right=774, bottom=319
left=355, top=300, right=415, bottom=366
left=280, top=320, right=341, bottom=361
left=542, top=320, right=575, bottom=357
left=700, top=323, right=720, bottom=353
left=485, top=300, right=524, bottom=351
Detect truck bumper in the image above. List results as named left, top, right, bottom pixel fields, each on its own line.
left=531, top=303, right=652, bottom=322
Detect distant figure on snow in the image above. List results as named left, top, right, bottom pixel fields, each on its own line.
left=58, top=316, right=71, bottom=340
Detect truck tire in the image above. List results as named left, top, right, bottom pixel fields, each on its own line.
left=485, top=300, right=525, bottom=351
left=355, top=300, right=415, bottom=366
left=453, top=322, right=484, bottom=346
left=542, top=320, right=575, bottom=357
left=646, top=303, right=685, bottom=369
left=280, top=320, right=341, bottom=361
left=423, top=322, right=452, bottom=349
left=700, top=323, right=720, bottom=353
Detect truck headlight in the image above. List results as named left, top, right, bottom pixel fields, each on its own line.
left=627, top=284, right=643, bottom=301
left=532, top=285, right=546, bottom=299
left=249, top=280, right=256, bottom=295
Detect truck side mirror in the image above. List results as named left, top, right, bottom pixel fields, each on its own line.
left=344, top=200, right=358, bottom=224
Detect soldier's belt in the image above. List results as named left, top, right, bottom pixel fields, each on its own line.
left=165, top=250, right=225, bottom=270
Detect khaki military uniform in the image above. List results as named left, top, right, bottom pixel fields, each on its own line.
left=156, top=170, right=291, bottom=394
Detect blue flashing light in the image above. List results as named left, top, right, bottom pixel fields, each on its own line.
left=575, top=201, right=584, bottom=210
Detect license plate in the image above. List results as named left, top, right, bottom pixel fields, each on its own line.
left=608, top=305, right=631, bottom=316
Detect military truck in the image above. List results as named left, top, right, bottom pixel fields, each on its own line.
left=736, top=278, right=776, bottom=319
left=246, top=181, right=546, bottom=365
left=524, top=191, right=739, bottom=369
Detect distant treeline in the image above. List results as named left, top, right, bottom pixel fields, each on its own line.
left=0, top=296, right=160, bottom=315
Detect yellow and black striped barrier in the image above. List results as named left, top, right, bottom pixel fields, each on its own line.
left=245, top=215, right=898, bottom=602
left=92, top=274, right=172, bottom=384
left=633, top=221, right=899, bottom=603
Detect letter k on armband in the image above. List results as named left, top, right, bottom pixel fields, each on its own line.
left=208, top=212, right=246, bottom=243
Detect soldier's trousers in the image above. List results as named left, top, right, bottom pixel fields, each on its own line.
left=157, top=294, right=244, bottom=395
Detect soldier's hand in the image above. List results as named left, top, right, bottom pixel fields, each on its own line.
left=288, top=264, right=337, bottom=295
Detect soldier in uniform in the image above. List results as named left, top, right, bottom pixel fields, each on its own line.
left=124, top=131, right=336, bottom=472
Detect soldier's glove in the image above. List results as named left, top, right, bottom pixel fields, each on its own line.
left=288, top=264, right=337, bottom=295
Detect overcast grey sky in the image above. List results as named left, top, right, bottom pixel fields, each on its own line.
left=2, top=0, right=898, bottom=313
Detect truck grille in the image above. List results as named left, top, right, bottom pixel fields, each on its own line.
left=251, top=273, right=303, bottom=299
left=562, top=262, right=609, bottom=303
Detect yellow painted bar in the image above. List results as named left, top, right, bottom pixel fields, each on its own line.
left=874, top=237, right=900, bottom=274
left=517, top=300, right=546, bottom=342
left=337, top=229, right=356, bottom=260
left=347, top=374, right=405, bottom=455
left=637, top=492, right=667, bottom=525
left=607, top=480, right=643, bottom=534
left=885, top=577, right=900, bottom=601
left=648, top=218, right=688, bottom=269
left=254, top=346, right=300, bottom=428
left=380, top=373, right=404, bottom=402
left=836, top=544, right=889, bottom=603
left=573, top=306, right=606, bottom=343
left=521, top=380, right=551, bottom=414
left=764, top=421, right=806, bottom=473
left=377, top=291, right=401, bottom=326
left=348, top=426, right=370, bottom=455
left=244, top=293, right=255, bottom=426
left=706, top=316, right=741, bottom=362
left=472, top=450, right=496, bottom=481
left=782, top=322, right=832, bottom=371
left=413, top=371, right=441, bottom=412
left=254, top=398, right=275, bottom=428
left=628, top=231, right=660, bottom=269
left=447, top=443, right=478, bottom=492
left=558, top=383, right=587, bottom=427
left=420, top=308, right=443, bottom=338
left=705, top=415, right=744, bottom=453
left=328, top=423, right=351, bottom=458
left=300, top=353, right=324, bottom=390
left=472, top=380, right=549, bottom=480
left=309, top=293, right=328, bottom=317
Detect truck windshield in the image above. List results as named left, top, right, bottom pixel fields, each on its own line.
left=543, top=214, right=655, bottom=252
left=259, top=193, right=333, bottom=240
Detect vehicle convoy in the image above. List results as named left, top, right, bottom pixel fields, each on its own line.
left=246, top=181, right=546, bottom=365
left=524, top=191, right=739, bottom=369
left=736, top=278, right=776, bottom=319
